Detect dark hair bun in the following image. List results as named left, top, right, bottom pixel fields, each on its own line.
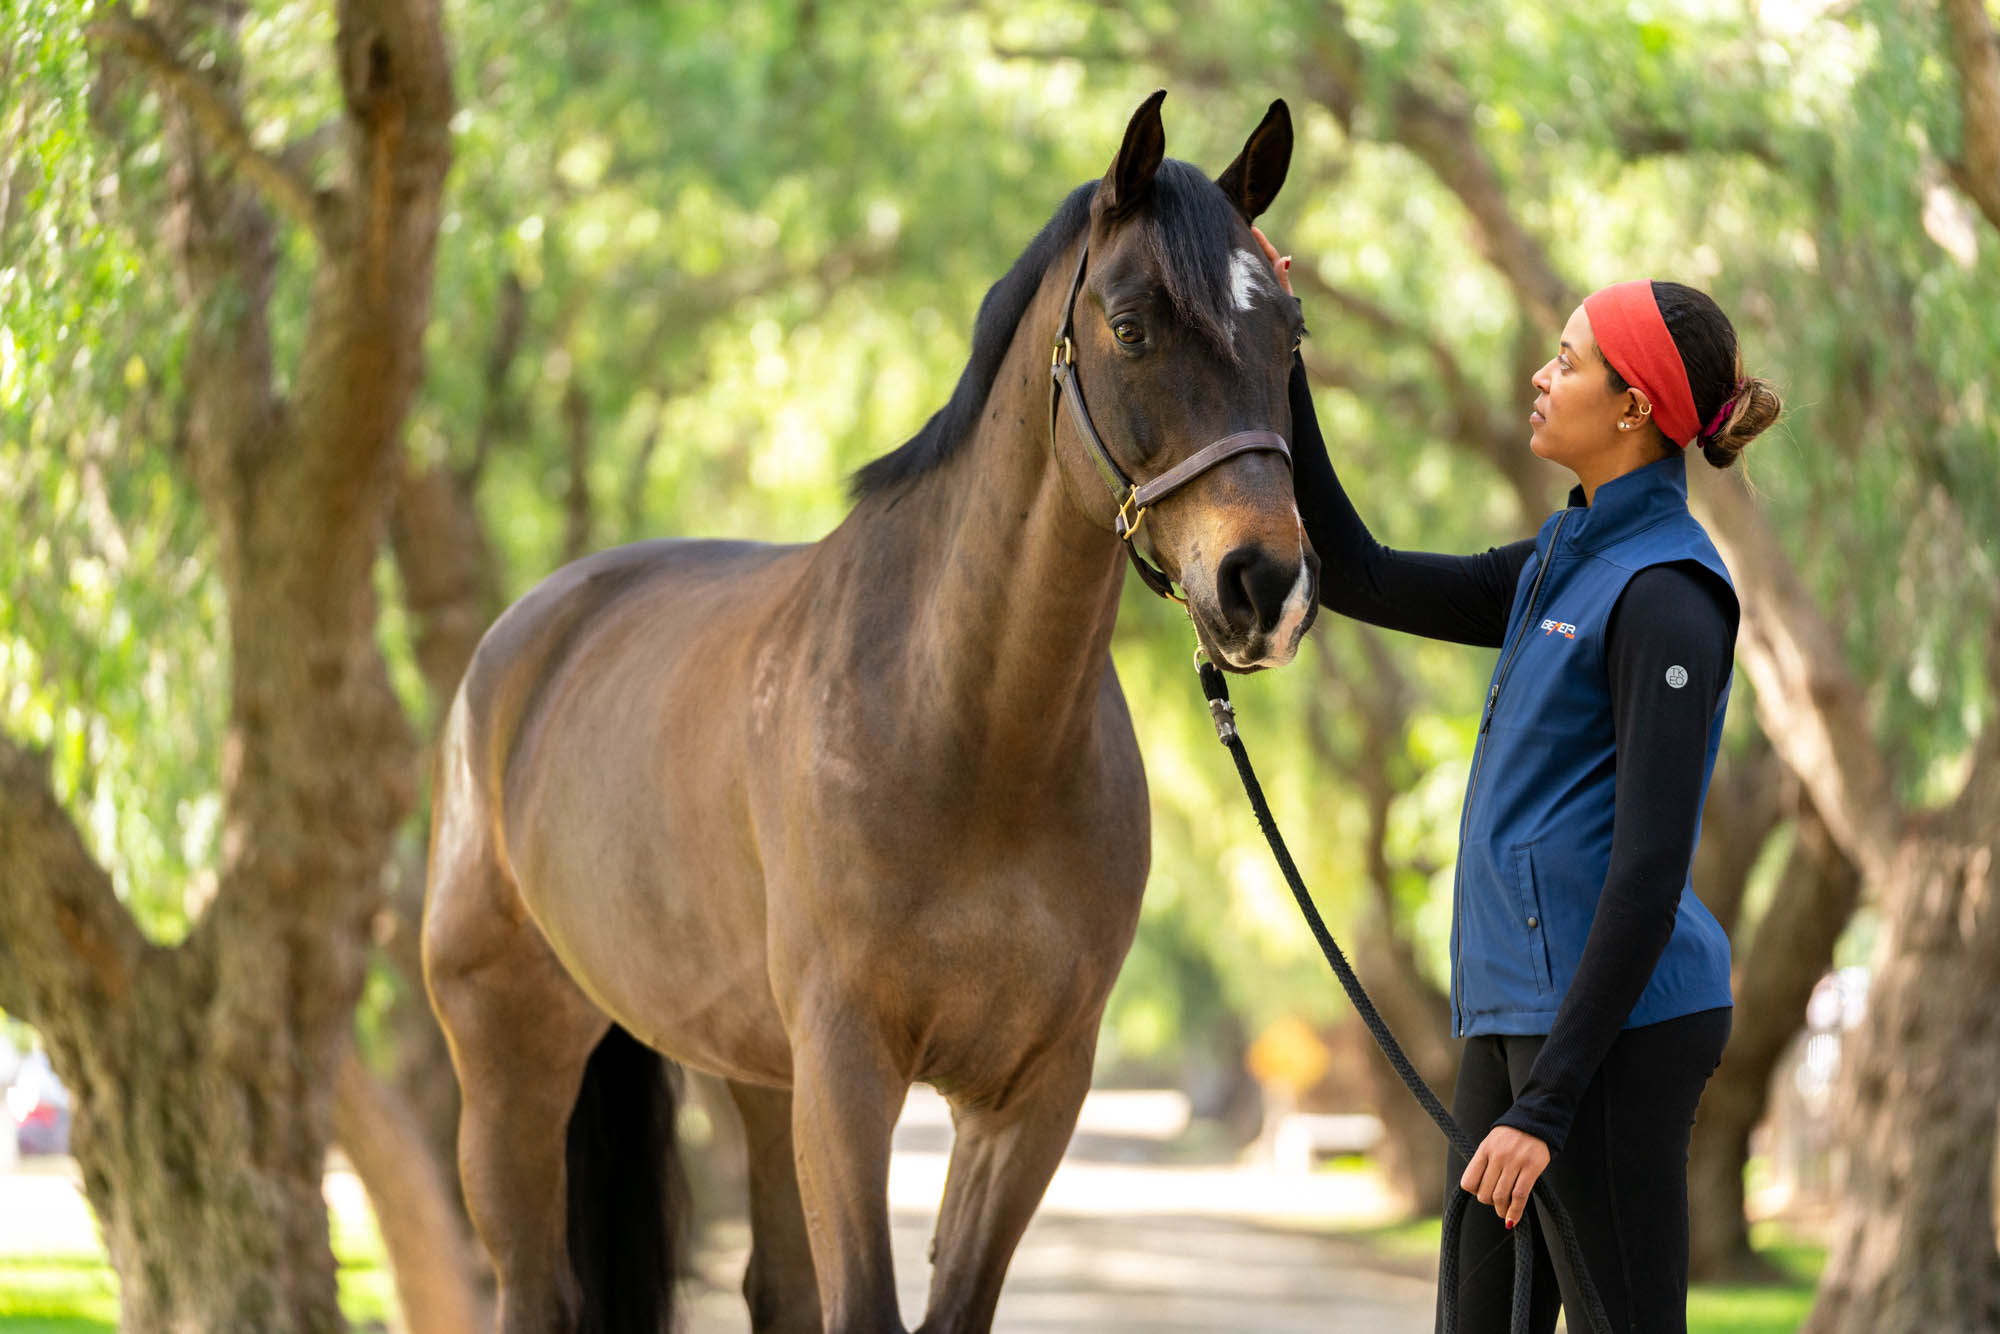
left=1651, top=281, right=1781, bottom=470
left=1700, top=375, right=1781, bottom=470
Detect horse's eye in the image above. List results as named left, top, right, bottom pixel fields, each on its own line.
left=1112, top=319, right=1145, bottom=346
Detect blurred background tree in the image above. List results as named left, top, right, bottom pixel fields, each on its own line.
left=3, top=0, right=1996, bottom=1330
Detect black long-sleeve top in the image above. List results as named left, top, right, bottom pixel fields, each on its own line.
left=1287, top=357, right=1735, bottom=1154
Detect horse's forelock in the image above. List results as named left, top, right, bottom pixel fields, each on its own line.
left=1132, top=160, right=1252, bottom=363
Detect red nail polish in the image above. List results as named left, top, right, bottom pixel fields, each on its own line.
left=1505, top=1219, right=1516, bottom=1231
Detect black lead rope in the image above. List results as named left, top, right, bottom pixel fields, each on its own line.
left=1194, top=654, right=1615, bottom=1334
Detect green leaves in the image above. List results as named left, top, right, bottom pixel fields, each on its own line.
left=3, top=3, right=223, bottom=943
left=9, top=0, right=1997, bottom=1054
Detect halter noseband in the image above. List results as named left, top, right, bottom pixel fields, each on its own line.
left=1048, top=242, right=1293, bottom=602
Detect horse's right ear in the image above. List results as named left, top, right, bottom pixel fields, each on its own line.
left=1101, top=90, right=1167, bottom=219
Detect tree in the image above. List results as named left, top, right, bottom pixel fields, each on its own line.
left=1686, top=797, right=1860, bottom=1281
left=0, top=1, right=450, bottom=1329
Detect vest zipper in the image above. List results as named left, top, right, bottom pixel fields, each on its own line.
left=1452, top=510, right=1569, bottom=1035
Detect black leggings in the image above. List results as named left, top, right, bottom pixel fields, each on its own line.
left=1437, top=1007, right=1732, bottom=1334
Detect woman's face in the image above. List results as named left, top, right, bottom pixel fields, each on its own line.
left=1529, top=305, right=1647, bottom=475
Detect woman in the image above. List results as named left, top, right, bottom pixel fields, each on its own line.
left=1250, top=228, right=1780, bottom=1333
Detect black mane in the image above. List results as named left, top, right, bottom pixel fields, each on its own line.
left=849, top=160, right=1251, bottom=500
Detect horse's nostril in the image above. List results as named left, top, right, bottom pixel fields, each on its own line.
left=1215, top=545, right=1297, bottom=637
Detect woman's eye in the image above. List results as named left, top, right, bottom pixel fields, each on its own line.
left=1113, top=320, right=1144, bottom=345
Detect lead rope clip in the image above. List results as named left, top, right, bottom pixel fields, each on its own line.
left=1194, top=646, right=1237, bottom=745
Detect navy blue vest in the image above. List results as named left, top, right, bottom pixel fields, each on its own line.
left=1451, top=454, right=1737, bottom=1038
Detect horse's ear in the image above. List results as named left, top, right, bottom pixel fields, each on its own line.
left=1101, top=89, right=1167, bottom=219
left=1216, top=99, right=1292, bottom=222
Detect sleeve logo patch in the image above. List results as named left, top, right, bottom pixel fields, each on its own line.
left=1665, top=665, right=1689, bottom=689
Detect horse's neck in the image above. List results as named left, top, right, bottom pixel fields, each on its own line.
left=851, top=307, right=1127, bottom=774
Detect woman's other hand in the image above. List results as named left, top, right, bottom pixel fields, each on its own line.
left=1460, top=1125, right=1551, bottom=1229
left=1249, top=225, right=1293, bottom=297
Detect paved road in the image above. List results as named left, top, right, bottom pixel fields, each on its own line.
left=1, top=1088, right=1440, bottom=1333
left=682, top=1210, right=1436, bottom=1333
left=680, top=1088, right=1437, bottom=1333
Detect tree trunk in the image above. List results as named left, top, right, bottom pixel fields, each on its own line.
left=1942, top=0, right=2000, bottom=231
left=1801, top=834, right=2000, bottom=1333
left=382, top=453, right=507, bottom=1188
left=1688, top=805, right=1860, bottom=1282
left=0, top=4, right=452, bottom=1331
left=1692, top=737, right=1784, bottom=939
left=334, top=1043, right=488, bottom=1334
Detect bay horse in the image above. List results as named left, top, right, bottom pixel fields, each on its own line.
left=423, top=90, right=1316, bottom=1334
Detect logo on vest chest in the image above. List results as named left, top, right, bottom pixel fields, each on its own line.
left=1539, top=617, right=1578, bottom=639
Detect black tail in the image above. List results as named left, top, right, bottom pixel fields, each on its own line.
left=565, top=1025, right=684, bottom=1334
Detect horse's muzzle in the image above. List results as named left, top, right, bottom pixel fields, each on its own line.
left=1204, top=544, right=1320, bottom=671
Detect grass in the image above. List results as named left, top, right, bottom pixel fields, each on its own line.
left=1344, top=1217, right=1823, bottom=1334
left=0, top=1194, right=395, bottom=1334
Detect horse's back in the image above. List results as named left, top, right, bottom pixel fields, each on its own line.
left=458, top=538, right=798, bottom=787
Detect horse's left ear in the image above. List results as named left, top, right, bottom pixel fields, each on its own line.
left=1216, top=99, right=1292, bottom=222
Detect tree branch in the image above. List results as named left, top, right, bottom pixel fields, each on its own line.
left=1303, top=6, right=1575, bottom=332
left=1942, top=0, right=2000, bottom=233
left=1293, top=269, right=1557, bottom=519
left=1689, top=468, right=1905, bottom=881
left=990, top=42, right=1137, bottom=64
left=89, top=11, right=325, bottom=240
left=465, top=271, right=528, bottom=487
left=560, top=374, right=592, bottom=563
left=0, top=738, right=149, bottom=1030
left=1951, top=606, right=2000, bottom=832
left=1612, top=122, right=1783, bottom=168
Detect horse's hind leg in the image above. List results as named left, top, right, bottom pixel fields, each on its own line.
left=727, top=1080, right=823, bottom=1333
left=914, top=1031, right=1096, bottom=1334
left=426, top=859, right=609, bottom=1334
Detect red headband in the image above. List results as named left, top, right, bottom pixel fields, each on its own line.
left=1582, top=280, right=1700, bottom=448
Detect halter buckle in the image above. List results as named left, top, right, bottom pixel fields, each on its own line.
left=1115, top=488, right=1149, bottom=541
left=1052, top=336, right=1074, bottom=369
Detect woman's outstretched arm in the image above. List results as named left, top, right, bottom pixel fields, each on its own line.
left=1287, top=354, right=1533, bottom=648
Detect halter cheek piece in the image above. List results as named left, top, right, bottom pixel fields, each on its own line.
left=1048, top=243, right=1292, bottom=603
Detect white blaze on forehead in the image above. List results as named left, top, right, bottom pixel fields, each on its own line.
left=1228, top=248, right=1277, bottom=313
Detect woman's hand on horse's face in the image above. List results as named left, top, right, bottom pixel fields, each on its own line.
left=1249, top=226, right=1293, bottom=297
left=1461, top=1125, right=1551, bottom=1229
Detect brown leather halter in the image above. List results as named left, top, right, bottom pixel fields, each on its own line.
left=1049, top=242, right=1292, bottom=602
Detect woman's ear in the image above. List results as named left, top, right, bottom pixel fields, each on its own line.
left=1619, top=391, right=1655, bottom=432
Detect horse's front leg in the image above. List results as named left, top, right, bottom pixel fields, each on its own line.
left=788, top=999, right=911, bottom=1333
left=728, top=1078, right=823, bottom=1333
left=914, top=1029, right=1096, bottom=1334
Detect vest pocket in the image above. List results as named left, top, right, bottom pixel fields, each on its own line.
left=1508, top=844, right=1556, bottom=997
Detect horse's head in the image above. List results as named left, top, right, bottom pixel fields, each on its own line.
left=1051, top=91, right=1318, bottom=672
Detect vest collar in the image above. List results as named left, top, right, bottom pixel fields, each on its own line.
left=1546, top=453, right=1690, bottom=555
